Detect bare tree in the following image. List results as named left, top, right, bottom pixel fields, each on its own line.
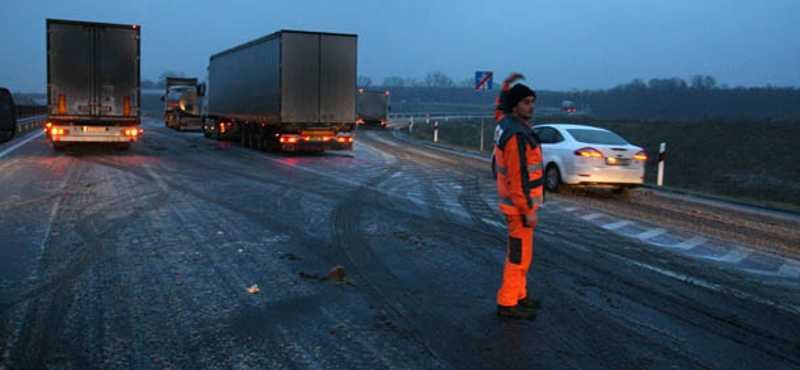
left=357, top=75, right=373, bottom=88
left=425, top=71, right=455, bottom=88
left=382, top=76, right=406, bottom=87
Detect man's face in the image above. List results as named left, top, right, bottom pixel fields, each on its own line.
left=512, top=96, right=535, bottom=120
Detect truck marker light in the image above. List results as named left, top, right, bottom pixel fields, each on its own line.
left=323, top=136, right=330, bottom=142
left=385, top=91, right=390, bottom=95
left=123, top=96, right=131, bottom=116
left=634, top=151, right=648, bottom=160
left=348, top=137, right=354, bottom=142
left=303, top=136, right=310, bottom=142
left=359, top=88, right=364, bottom=94
left=58, top=94, right=66, bottom=114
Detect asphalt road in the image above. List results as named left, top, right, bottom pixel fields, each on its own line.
left=1, top=118, right=798, bottom=370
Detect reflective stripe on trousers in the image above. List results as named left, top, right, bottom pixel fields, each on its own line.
left=527, top=163, right=542, bottom=173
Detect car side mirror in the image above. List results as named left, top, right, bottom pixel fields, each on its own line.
left=0, top=88, right=18, bottom=143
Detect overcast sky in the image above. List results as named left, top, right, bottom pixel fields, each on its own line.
left=1, top=0, right=799, bottom=93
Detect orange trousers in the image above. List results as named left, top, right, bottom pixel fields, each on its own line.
left=497, top=214, right=534, bottom=307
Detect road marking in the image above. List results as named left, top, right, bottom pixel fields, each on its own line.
left=703, top=247, right=751, bottom=263
left=581, top=213, right=603, bottom=221
left=563, top=207, right=577, bottom=212
left=554, top=235, right=800, bottom=315
left=672, top=236, right=707, bottom=250
left=0, top=131, right=44, bottom=159
left=778, top=261, right=800, bottom=279
left=634, top=228, right=667, bottom=240
left=602, top=220, right=633, bottom=230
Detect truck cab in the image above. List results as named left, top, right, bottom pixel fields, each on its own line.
left=0, top=88, right=17, bottom=143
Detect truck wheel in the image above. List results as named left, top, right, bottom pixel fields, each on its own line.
left=240, top=126, right=248, bottom=147
left=53, top=142, right=67, bottom=151
left=115, top=142, right=131, bottom=151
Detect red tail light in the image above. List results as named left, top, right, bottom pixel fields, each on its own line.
left=51, top=128, right=66, bottom=136
left=123, top=129, right=139, bottom=137
left=380, top=120, right=386, bottom=125
left=634, top=151, right=648, bottom=160
left=279, top=135, right=298, bottom=144
left=574, top=147, right=603, bottom=158
left=356, top=119, right=364, bottom=124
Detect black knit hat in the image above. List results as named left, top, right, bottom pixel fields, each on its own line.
left=508, top=83, right=536, bottom=110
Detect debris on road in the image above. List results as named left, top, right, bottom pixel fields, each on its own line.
left=246, top=285, right=260, bottom=294
left=279, top=252, right=301, bottom=261
left=327, top=265, right=347, bottom=282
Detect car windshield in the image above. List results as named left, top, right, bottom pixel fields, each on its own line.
left=567, top=129, right=629, bottom=145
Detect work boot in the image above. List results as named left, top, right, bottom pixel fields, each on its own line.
left=518, top=297, right=541, bottom=309
left=497, top=305, right=536, bottom=320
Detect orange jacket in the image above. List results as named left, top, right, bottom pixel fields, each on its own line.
left=493, top=83, right=544, bottom=215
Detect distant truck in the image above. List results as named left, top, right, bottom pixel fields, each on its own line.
left=202, top=30, right=357, bottom=151
left=0, top=88, right=17, bottom=143
left=46, top=19, right=141, bottom=151
left=357, top=89, right=390, bottom=127
left=163, top=77, right=203, bottom=131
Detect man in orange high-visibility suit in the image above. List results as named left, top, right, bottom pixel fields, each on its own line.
left=493, top=73, right=544, bottom=320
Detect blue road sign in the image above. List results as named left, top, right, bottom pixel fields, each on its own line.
left=475, top=71, right=493, bottom=90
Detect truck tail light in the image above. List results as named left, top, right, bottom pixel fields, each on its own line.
left=337, top=136, right=353, bottom=143
left=51, top=128, right=67, bottom=136
left=123, top=129, right=139, bottom=137
left=279, top=135, right=298, bottom=144
left=634, top=151, right=648, bottom=160
left=385, top=91, right=390, bottom=96
left=574, top=147, right=603, bottom=158
left=380, top=120, right=386, bottom=125
left=356, top=119, right=364, bottom=124
left=123, top=96, right=131, bottom=116
left=58, top=94, right=66, bottom=114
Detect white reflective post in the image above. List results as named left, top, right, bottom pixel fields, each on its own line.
left=657, top=142, right=666, bottom=187
left=480, top=117, right=484, bottom=151
left=433, top=121, right=439, bottom=143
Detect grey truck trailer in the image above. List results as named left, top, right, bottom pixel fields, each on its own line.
left=357, top=88, right=390, bottom=127
left=46, top=19, right=141, bottom=151
left=163, top=77, right=203, bottom=131
left=202, top=30, right=357, bottom=151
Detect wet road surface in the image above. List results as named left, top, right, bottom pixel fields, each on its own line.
left=1, top=118, right=798, bottom=369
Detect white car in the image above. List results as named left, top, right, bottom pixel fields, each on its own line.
left=533, top=124, right=647, bottom=195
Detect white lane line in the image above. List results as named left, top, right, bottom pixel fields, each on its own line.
left=563, top=207, right=577, bottom=212
left=554, top=235, right=800, bottom=315
left=481, top=218, right=505, bottom=230
left=672, top=236, right=707, bottom=250
left=0, top=131, right=45, bottom=159
left=703, top=247, right=751, bottom=263
left=602, top=220, right=633, bottom=230
left=777, top=261, right=800, bottom=279
left=581, top=213, right=603, bottom=221
left=634, top=228, right=668, bottom=240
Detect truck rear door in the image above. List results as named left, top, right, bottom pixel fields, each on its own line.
left=48, top=21, right=94, bottom=117
left=96, top=26, right=138, bottom=118
left=320, top=34, right=357, bottom=123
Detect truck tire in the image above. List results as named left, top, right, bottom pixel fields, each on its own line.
left=53, top=142, right=67, bottom=151
left=115, top=142, right=131, bottom=151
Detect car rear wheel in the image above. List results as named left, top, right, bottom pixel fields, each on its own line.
left=613, top=185, right=630, bottom=198
left=545, top=165, right=563, bottom=193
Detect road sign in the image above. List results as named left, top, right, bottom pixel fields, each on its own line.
left=475, top=71, right=493, bottom=90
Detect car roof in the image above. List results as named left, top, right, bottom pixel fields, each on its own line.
left=533, top=123, right=609, bottom=131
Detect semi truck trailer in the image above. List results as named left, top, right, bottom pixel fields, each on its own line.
left=203, top=30, right=357, bottom=151
left=357, top=89, right=390, bottom=127
left=46, top=19, right=141, bottom=151
left=163, top=77, right=203, bottom=131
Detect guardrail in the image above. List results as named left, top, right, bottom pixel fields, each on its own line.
left=16, top=115, right=47, bottom=134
